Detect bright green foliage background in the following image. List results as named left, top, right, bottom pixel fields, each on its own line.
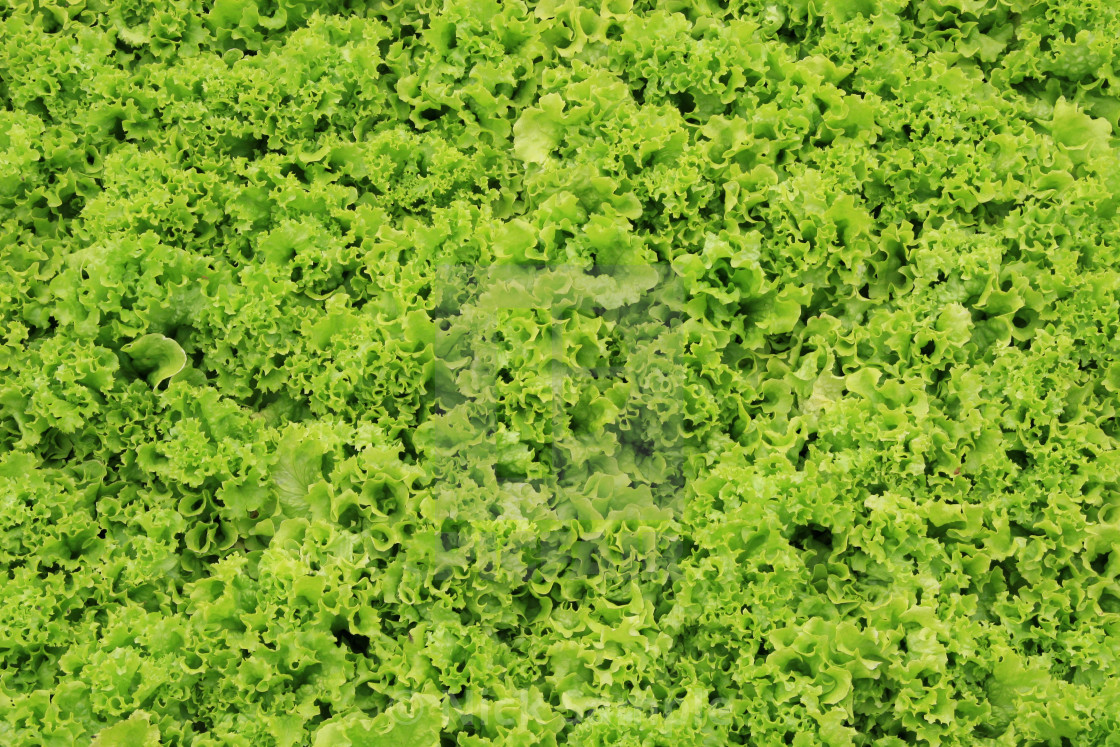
left=3, top=0, right=1120, bottom=745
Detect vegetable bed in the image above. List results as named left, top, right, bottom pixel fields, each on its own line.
left=2, top=1, right=1120, bottom=745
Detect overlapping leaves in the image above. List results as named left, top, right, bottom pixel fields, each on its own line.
left=2, top=0, right=1120, bottom=745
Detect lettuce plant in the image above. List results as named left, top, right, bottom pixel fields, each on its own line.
left=2, top=1, right=1120, bottom=745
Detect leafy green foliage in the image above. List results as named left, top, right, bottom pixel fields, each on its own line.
left=2, top=0, right=1120, bottom=744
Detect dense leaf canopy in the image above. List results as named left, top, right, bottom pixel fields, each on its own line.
left=2, top=0, right=1120, bottom=745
